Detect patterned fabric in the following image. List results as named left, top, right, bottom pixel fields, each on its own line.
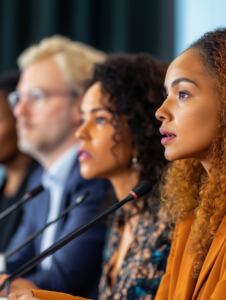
left=98, top=207, right=170, bottom=300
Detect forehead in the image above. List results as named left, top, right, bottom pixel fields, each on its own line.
left=18, top=58, right=68, bottom=90
left=81, top=82, right=109, bottom=111
left=165, top=49, right=204, bottom=86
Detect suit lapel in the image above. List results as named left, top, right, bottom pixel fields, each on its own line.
left=35, top=189, right=50, bottom=251
left=192, top=214, right=226, bottom=300
left=54, top=158, right=82, bottom=239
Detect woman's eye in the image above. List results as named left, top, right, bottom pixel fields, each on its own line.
left=179, top=91, right=189, bottom=100
left=96, top=117, right=106, bottom=124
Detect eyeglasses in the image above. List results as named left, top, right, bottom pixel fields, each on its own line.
left=7, top=88, right=78, bottom=111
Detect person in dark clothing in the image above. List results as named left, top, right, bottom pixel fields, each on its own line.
left=0, top=71, right=39, bottom=252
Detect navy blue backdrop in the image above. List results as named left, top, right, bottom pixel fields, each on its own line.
left=0, top=0, right=174, bottom=73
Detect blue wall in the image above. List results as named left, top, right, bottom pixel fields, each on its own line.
left=175, top=0, right=226, bottom=57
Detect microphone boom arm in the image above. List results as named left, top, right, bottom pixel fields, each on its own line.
left=5, top=192, right=89, bottom=259
left=0, top=180, right=152, bottom=296
left=0, top=185, right=44, bottom=221
left=1, top=194, right=134, bottom=294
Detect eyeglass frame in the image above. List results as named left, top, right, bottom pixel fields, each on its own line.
left=7, top=88, right=79, bottom=111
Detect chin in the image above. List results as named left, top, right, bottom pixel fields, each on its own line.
left=165, top=150, right=197, bottom=162
left=79, top=165, right=97, bottom=180
left=164, top=151, right=177, bottom=161
left=79, top=164, right=111, bottom=181
left=18, top=140, right=35, bottom=155
left=164, top=148, right=187, bottom=161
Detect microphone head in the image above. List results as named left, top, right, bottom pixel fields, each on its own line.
left=131, top=181, right=152, bottom=198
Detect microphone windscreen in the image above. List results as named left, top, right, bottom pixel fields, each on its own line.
left=132, top=181, right=152, bottom=198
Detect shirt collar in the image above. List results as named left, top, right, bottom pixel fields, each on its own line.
left=42, top=144, right=78, bottom=186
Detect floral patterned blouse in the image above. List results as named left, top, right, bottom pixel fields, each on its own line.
left=98, top=207, right=170, bottom=300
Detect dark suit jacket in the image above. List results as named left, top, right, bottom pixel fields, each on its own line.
left=6, top=158, right=110, bottom=300
left=0, top=160, right=39, bottom=252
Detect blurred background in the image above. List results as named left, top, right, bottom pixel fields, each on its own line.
left=0, top=0, right=174, bottom=73
left=1, top=0, right=226, bottom=73
left=1, top=0, right=226, bottom=72
left=1, top=0, right=226, bottom=180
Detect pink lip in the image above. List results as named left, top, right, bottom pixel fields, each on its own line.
left=159, top=128, right=176, bottom=145
left=78, top=149, right=93, bottom=162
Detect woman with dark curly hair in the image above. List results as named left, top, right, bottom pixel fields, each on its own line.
left=155, top=28, right=226, bottom=300
left=79, top=54, right=169, bottom=300
left=10, top=54, right=169, bottom=300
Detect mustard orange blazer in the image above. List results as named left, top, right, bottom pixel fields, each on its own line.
left=31, top=290, right=89, bottom=300
left=155, top=215, right=226, bottom=300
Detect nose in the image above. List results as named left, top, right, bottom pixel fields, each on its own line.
left=155, top=100, right=172, bottom=122
left=13, top=100, right=30, bottom=118
left=75, top=121, right=90, bottom=141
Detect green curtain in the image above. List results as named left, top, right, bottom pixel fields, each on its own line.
left=0, top=0, right=174, bottom=73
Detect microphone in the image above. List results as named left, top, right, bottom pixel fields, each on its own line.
left=0, top=181, right=152, bottom=296
left=0, top=185, right=44, bottom=221
left=4, top=192, right=90, bottom=259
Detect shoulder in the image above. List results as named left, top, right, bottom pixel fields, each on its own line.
left=175, top=216, right=194, bottom=237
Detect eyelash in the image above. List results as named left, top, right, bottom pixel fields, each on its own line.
left=179, top=91, right=190, bottom=100
left=96, top=117, right=106, bottom=124
left=163, top=90, right=190, bottom=101
left=80, top=116, right=107, bottom=126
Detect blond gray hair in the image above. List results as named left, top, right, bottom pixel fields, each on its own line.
left=18, top=35, right=107, bottom=95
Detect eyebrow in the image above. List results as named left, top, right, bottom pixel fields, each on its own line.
left=171, top=77, right=198, bottom=88
left=79, top=107, right=109, bottom=114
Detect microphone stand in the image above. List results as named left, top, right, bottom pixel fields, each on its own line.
left=5, top=192, right=89, bottom=259
left=0, top=185, right=44, bottom=221
left=0, top=181, right=152, bottom=296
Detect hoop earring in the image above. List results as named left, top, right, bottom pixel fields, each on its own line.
left=132, top=152, right=139, bottom=168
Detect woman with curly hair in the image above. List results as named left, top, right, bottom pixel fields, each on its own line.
left=155, top=28, right=226, bottom=300
left=9, top=54, right=169, bottom=300
left=79, top=54, right=169, bottom=300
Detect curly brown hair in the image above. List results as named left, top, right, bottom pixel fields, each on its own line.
left=91, top=53, right=168, bottom=211
left=159, top=28, right=226, bottom=278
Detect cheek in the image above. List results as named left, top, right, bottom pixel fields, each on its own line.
left=79, top=130, right=132, bottom=179
left=165, top=105, right=218, bottom=161
left=79, top=147, right=117, bottom=179
left=79, top=131, right=117, bottom=179
left=0, top=122, right=16, bottom=142
left=35, top=104, right=69, bottom=129
left=0, top=123, right=17, bottom=157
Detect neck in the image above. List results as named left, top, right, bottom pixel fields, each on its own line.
left=4, top=152, right=33, bottom=197
left=109, top=168, right=140, bottom=210
left=34, top=137, right=78, bottom=170
left=199, top=157, right=212, bottom=176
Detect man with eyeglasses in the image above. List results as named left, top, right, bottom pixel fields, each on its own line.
left=0, top=36, right=109, bottom=299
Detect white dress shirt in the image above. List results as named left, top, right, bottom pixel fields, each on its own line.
left=40, top=144, right=78, bottom=270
